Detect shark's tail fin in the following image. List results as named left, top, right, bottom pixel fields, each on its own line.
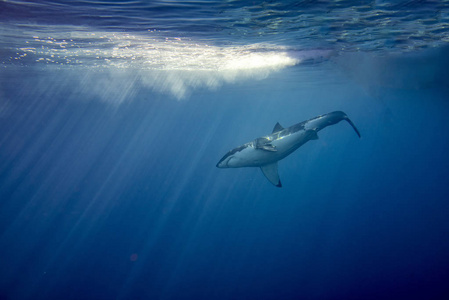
left=343, top=115, right=361, bottom=138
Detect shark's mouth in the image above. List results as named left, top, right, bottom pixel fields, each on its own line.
left=216, top=156, right=229, bottom=168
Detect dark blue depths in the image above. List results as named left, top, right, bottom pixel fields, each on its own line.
left=2, top=0, right=449, bottom=296
left=1, top=48, right=449, bottom=300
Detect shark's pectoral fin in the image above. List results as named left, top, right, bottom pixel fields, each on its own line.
left=260, top=144, right=277, bottom=152
left=307, top=129, right=319, bottom=140
left=260, top=163, right=282, bottom=187
left=255, top=138, right=277, bottom=152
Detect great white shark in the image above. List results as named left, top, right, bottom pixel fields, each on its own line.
left=216, top=111, right=361, bottom=187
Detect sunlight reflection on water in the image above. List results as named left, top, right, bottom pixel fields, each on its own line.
left=6, top=26, right=336, bottom=100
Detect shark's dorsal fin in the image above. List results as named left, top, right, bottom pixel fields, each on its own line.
left=260, top=163, right=282, bottom=187
left=272, top=122, right=284, bottom=133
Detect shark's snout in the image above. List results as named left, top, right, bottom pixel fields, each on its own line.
left=216, top=156, right=229, bottom=168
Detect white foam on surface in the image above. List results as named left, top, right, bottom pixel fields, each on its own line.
left=5, top=26, right=335, bottom=100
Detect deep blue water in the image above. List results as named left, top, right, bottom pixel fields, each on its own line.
left=1, top=1, right=449, bottom=299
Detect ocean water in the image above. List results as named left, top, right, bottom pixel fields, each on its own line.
left=1, top=1, right=449, bottom=299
